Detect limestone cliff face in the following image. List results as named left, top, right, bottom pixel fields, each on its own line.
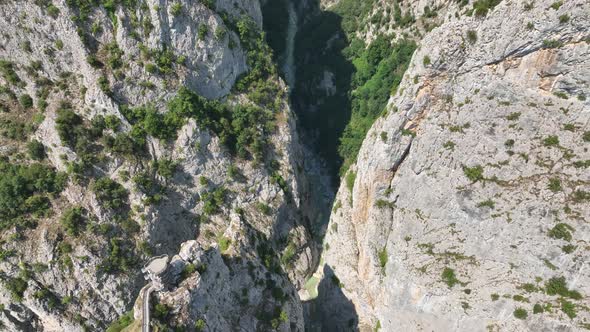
left=320, top=0, right=590, bottom=331
left=0, top=1, right=319, bottom=331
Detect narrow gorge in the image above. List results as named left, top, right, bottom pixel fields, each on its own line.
left=0, top=0, right=588, bottom=332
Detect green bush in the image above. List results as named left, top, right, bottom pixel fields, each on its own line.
left=466, top=30, right=477, bottom=44
left=5, top=277, right=28, bottom=301
left=0, top=59, right=21, bottom=85
left=378, top=247, right=387, bottom=268
left=463, top=165, right=484, bottom=182
left=256, top=202, right=272, bottom=215
left=55, top=104, right=83, bottom=147
left=27, top=140, right=46, bottom=160
left=198, top=24, right=208, bottom=40
left=472, top=0, right=502, bottom=16
left=346, top=171, right=356, bottom=193
left=513, top=308, right=527, bottom=319
left=545, top=276, right=582, bottom=299
left=202, top=187, right=225, bottom=215
left=104, top=115, right=121, bottom=131
left=153, top=303, right=171, bottom=321
left=92, top=177, right=128, bottom=210
left=154, top=158, right=177, bottom=179
left=542, top=39, right=563, bottom=49
left=548, top=223, right=574, bottom=242
left=19, top=94, right=33, bottom=109
left=561, top=300, right=576, bottom=318
left=195, top=319, right=206, bottom=331
left=171, top=3, right=182, bottom=16
left=559, top=14, right=570, bottom=23
left=60, top=206, right=86, bottom=236
left=0, top=159, right=66, bottom=229
left=441, top=267, right=460, bottom=287
left=106, top=311, right=134, bottom=332
left=547, top=178, right=562, bottom=192
left=98, top=76, right=111, bottom=95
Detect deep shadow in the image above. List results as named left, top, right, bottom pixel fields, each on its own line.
left=304, top=264, right=359, bottom=331
left=291, top=0, right=355, bottom=184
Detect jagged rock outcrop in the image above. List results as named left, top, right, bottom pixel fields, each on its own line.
left=319, top=0, right=590, bottom=331
left=0, top=1, right=322, bottom=330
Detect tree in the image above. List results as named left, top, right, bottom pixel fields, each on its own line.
left=92, top=177, right=128, bottom=210
left=27, top=140, right=45, bottom=160
left=60, top=206, right=85, bottom=236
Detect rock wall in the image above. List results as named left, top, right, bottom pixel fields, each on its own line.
left=0, top=0, right=321, bottom=330
left=320, top=0, right=590, bottom=331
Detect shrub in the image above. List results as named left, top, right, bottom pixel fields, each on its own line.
left=47, top=4, right=60, bottom=18
left=98, top=76, right=111, bottom=95
left=423, top=55, right=431, bottom=66
left=171, top=3, right=182, bottom=16
left=572, top=190, right=590, bottom=202
left=227, top=164, right=241, bottom=180
left=477, top=199, right=494, bottom=208
left=542, top=39, right=563, bottom=49
left=106, top=312, right=134, bottom=332
left=215, top=27, right=227, bottom=40
left=281, top=242, right=297, bottom=266
left=87, top=55, right=103, bottom=68
left=92, top=177, right=128, bottom=210
left=513, top=308, right=527, bottom=319
left=153, top=303, right=171, bottom=321
left=217, top=235, right=230, bottom=252
left=27, top=140, right=46, bottom=160
left=378, top=247, right=387, bottom=269
left=443, top=141, right=456, bottom=150
left=472, top=0, right=502, bottom=17
left=180, top=263, right=197, bottom=280
left=55, top=106, right=82, bottom=147
left=346, top=171, right=356, bottom=193
left=5, top=277, right=28, bottom=301
left=0, top=60, right=21, bottom=85
left=506, top=112, right=521, bottom=121
left=60, top=206, right=85, bottom=236
left=548, top=223, right=574, bottom=242
left=558, top=14, right=569, bottom=23
left=547, top=178, right=562, bottom=192
left=545, top=276, right=582, bottom=299
left=441, top=267, right=460, bottom=287
left=198, top=25, right=208, bottom=40
left=0, top=160, right=66, bottom=229
left=550, top=1, right=563, bottom=10
left=533, top=303, right=544, bottom=314
left=195, top=319, right=206, bottom=331
left=104, top=115, right=121, bottom=131
left=583, top=131, right=590, bottom=142
left=463, top=165, right=484, bottom=182
left=561, top=300, right=576, bottom=318
left=154, top=158, right=177, bottom=179
left=202, top=187, right=225, bottom=215
left=466, top=30, right=477, bottom=44
left=19, top=94, right=33, bottom=109
left=256, top=202, right=272, bottom=215
left=542, top=135, right=559, bottom=147
left=562, top=244, right=576, bottom=254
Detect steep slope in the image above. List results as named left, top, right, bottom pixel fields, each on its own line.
left=319, top=0, right=590, bottom=331
left=0, top=1, right=320, bottom=331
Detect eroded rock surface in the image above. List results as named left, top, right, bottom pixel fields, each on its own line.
left=320, top=1, right=590, bottom=331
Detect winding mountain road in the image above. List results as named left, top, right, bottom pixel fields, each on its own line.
left=141, top=284, right=153, bottom=332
